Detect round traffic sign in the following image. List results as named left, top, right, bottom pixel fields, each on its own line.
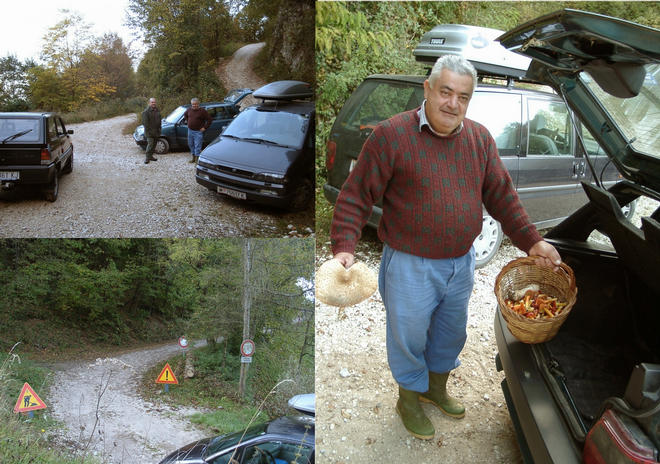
left=240, top=339, right=255, bottom=357
left=178, top=336, right=188, bottom=348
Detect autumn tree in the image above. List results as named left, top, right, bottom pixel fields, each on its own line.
left=0, top=55, right=33, bottom=111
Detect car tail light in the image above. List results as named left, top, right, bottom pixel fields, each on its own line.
left=326, top=140, right=336, bottom=171
left=40, top=148, right=51, bottom=165
left=583, top=409, right=658, bottom=464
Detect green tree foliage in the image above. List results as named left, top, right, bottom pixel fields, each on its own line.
left=0, top=55, right=32, bottom=111
left=128, top=0, right=234, bottom=99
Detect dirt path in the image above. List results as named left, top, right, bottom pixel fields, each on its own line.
left=216, top=43, right=267, bottom=109
left=0, top=43, right=312, bottom=238
left=49, top=341, right=208, bottom=464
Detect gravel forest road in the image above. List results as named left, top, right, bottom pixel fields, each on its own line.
left=0, top=43, right=312, bottom=238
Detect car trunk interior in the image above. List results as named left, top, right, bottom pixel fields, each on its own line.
left=543, top=182, right=660, bottom=434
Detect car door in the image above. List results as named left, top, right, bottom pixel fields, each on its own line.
left=516, top=96, right=585, bottom=227
left=204, top=106, right=231, bottom=144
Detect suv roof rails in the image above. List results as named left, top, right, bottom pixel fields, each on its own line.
left=414, top=24, right=531, bottom=79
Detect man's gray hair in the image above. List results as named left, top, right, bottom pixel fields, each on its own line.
left=191, top=97, right=200, bottom=104
left=428, top=55, right=478, bottom=93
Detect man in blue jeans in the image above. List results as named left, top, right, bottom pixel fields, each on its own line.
left=183, top=98, right=212, bottom=163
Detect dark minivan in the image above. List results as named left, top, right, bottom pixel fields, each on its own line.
left=196, top=80, right=315, bottom=211
left=323, top=23, right=632, bottom=267
left=0, top=112, right=73, bottom=202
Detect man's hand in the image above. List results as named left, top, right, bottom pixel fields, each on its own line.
left=528, top=240, right=562, bottom=269
left=334, top=252, right=355, bottom=269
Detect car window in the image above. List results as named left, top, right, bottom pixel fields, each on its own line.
left=341, top=80, right=424, bottom=131
left=466, top=92, right=522, bottom=156
left=0, top=117, right=41, bottom=143
left=241, top=440, right=314, bottom=464
left=224, top=109, right=309, bottom=149
left=580, top=124, right=605, bottom=157
left=55, top=118, right=67, bottom=136
left=165, top=106, right=186, bottom=124
left=47, top=117, right=57, bottom=141
left=527, top=99, right=574, bottom=156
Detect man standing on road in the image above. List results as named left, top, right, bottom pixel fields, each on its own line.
left=142, top=97, right=161, bottom=164
left=183, top=98, right=212, bottom=163
left=330, top=55, right=561, bottom=440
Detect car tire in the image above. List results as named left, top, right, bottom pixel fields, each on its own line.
left=621, top=198, right=637, bottom=219
left=154, top=138, right=170, bottom=154
left=289, top=178, right=313, bottom=211
left=62, top=153, right=73, bottom=174
left=44, top=172, right=59, bottom=202
left=474, top=215, right=503, bottom=268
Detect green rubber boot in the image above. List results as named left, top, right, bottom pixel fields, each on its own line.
left=396, top=386, right=435, bottom=440
left=419, top=371, right=465, bottom=418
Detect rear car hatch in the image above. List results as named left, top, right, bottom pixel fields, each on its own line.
left=497, top=8, right=660, bottom=194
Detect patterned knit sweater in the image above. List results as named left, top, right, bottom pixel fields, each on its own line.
left=330, top=108, right=542, bottom=259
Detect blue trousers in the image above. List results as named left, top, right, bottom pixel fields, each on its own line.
left=188, top=129, right=204, bottom=156
left=379, top=244, right=475, bottom=393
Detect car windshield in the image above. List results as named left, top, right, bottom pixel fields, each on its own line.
left=582, top=63, right=660, bottom=159
left=164, top=106, right=186, bottom=124
left=0, top=118, right=41, bottom=143
left=204, top=423, right=268, bottom=457
left=223, top=108, right=309, bottom=148
left=225, top=89, right=247, bottom=103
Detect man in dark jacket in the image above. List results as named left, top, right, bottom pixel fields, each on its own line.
left=183, top=97, right=212, bottom=163
left=142, top=97, right=161, bottom=164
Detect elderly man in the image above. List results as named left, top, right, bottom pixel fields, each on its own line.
left=330, top=55, right=561, bottom=440
left=142, top=97, right=161, bottom=164
left=183, top=97, right=212, bottom=163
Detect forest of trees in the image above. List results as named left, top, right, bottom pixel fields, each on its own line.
left=0, top=238, right=314, bottom=388
left=0, top=0, right=314, bottom=117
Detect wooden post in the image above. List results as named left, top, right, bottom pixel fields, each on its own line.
left=239, top=239, right=252, bottom=397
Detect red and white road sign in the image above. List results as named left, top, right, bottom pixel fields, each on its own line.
left=240, top=339, right=255, bottom=357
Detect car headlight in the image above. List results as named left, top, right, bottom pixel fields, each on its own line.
left=254, top=172, right=286, bottom=184
left=197, top=157, right=214, bottom=169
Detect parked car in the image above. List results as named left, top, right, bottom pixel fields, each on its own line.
left=322, top=23, right=635, bottom=267
left=196, top=80, right=315, bottom=211
left=0, top=112, right=73, bottom=202
left=133, top=88, right=253, bottom=154
left=158, top=394, right=315, bottom=464
left=492, top=9, right=660, bottom=464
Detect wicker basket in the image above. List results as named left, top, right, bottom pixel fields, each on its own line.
left=494, top=256, right=577, bottom=344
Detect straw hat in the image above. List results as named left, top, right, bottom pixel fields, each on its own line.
left=315, top=259, right=378, bottom=307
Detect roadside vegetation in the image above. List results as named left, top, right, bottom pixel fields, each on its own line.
left=314, top=1, right=660, bottom=246
left=0, top=238, right=314, bottom=457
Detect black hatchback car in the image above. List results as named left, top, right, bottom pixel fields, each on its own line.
left=195, top=81, right=315, bottom=211
left=158, top=394, right=315, bottom=464
left=492, top=9, right=659, bottom=464
left=0, top=112, right=73, bottom=202
left=133, top=88, right=253, bottom=154
left=322, top=23, right=633, bottom=267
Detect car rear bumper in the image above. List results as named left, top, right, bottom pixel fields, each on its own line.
left=195, top=167, right=291, bottom=208
left=0, top=164, right=57, bottom=186
left=494, top=309, right=583, bottom=464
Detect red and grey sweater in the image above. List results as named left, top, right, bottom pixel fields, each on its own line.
left=330, top=108, right=542, bottom=259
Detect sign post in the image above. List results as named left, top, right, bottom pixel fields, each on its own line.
left=178, top=336, right=188, bottom=358
left=14, top=382, right=47, bottom=418
left=156, top=363, right=178, bottom=393
left=240, top=339, right=255, bottom=364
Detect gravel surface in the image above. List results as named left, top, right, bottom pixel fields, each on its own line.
left=49, top=341, right=210, bottom=464
left=0, top=43, right=312, bottom=238
left=314, top=197, right=658, bottom=463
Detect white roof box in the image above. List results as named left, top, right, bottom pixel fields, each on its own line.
left=414, top=24, right=531, bottom=78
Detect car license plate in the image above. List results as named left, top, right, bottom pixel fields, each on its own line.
left=218, top=186, right=246, bottom=200
left=0, top=171, right=19, bottom=180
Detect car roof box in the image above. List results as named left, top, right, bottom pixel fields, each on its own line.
left=253, top=80, right=313, bottom=101
left=288, top=393, right=315, bottom=416
left=413, top=24, right=531, bottom=78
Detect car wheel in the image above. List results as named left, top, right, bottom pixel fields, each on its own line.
left=621, top=198, right=637, bottom=219
left=44, top=172, right=59, bottom=202
left=154, top=138, right=170, bottom=154
left=289, top=178, right=313, bottom=211
left=474, top=215, right=503, bottom=268
left=62, top=153, right=73, bottom=174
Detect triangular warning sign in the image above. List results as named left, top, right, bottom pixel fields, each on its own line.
left=156, top=363, right=178, bottom=384
left=14, top=382, right=47, bottom=413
